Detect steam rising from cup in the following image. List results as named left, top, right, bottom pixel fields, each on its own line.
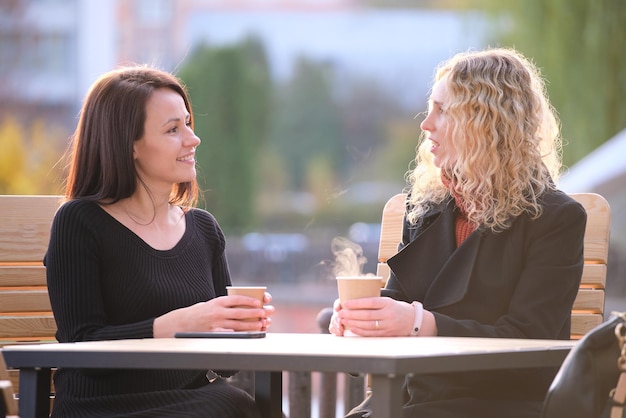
left=331, top=236, right=376, bottom=278
left=331, top=237, right=382, bottom=336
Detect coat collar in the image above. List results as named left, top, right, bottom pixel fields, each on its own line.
left=388, top=197, right=483, bottom=309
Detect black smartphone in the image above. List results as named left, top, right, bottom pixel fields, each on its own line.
left=174, top=331, right=266, bottom=339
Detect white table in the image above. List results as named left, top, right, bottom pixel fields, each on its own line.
left=1, top=333, right=576, bottom=418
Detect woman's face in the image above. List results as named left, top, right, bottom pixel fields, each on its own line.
left=133, top=88, right=201, bottom=190
left=420, top=75, right=457, bottom=169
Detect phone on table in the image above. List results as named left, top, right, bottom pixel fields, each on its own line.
left=174, top=331, right=266, bottom=339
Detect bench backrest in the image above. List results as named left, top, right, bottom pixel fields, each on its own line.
left=375, top=192, right=610, bottom=339
left=0, top=194, right=63, bottom=414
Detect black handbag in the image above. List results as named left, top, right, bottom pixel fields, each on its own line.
left=541, top=311, right=626, bottom=418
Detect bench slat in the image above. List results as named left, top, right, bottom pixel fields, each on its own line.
left=0, top=289, right=52, bottom=313
left=0, top=266, right=47, bottom=287
left=0, top=316, right=57, bottom=339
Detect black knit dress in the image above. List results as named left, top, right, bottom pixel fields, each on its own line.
left=45, top=199, right=261, bottom=418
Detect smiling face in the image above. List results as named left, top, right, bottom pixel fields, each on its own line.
left=420, top=74, right=457, bottom=170
left=132, top=88, right=201, bottom=192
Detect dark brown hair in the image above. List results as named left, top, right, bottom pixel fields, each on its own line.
left=65, top=65, right=198, bottom=207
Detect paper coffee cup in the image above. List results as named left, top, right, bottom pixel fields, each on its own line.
left=336, top=276, right=382, bottom=302
left=336, top=276, right=382, bottom=336
left=226, top=286, right=266, bottom=303
left=226, top=286, right=267, bottom=321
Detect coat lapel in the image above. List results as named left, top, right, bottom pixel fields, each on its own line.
left=424, top=230, right=482, bottom=309
left=387, top=200, right=483, bottom=309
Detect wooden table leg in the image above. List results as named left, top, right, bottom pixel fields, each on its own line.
left=370, top=373, right=405, bottom=418
left=254, top=371, right=283, bottom=418
left=18, top=367, right=51, bottom=418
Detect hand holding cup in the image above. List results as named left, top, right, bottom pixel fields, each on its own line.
left=336, top=276, right=382, bottom=336
left=226, top=286, right=268, bottom=323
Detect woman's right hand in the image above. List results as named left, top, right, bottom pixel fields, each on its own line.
left=153, top=294, right=275, bottom=337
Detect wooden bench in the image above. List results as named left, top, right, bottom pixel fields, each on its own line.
left=0, top=195, right=63, bottom=416
left=568, top=193, right=611, bottom=338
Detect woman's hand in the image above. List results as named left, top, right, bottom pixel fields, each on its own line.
left=328, top=298, right=345, bottom=336
left=329, top=296, right=415, bottom=337
left=154, top=292, right=275, bottom=337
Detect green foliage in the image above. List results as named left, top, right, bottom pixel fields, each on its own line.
left=178, top=38, right=410, bottom=232
left=375, top=118, right=421, bottom=182
left=337, top=79, right=412, bottom=183
left=264, top=58, right=410, bottom=224
left=478, top=0, right=626, bottom=167
left=178, top=37, right=272, bottom=233
left=270, top=57, right=343, bottom=190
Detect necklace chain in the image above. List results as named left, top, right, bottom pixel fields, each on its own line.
left=123, top=201, right=155, bottom=226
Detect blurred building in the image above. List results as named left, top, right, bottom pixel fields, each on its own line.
left=1, top=0, right=483, bottom=131
left=0, top=0, right=361, bottom=130
left=0, top=0, right=116, bottom=130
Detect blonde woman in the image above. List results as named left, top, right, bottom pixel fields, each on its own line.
left=330, top=48, right=586, bottom=418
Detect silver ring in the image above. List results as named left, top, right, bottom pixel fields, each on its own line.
left=375, top=320, right=380, bottom=330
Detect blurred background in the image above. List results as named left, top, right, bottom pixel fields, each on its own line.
left=1, top=0, right=625, bottom=334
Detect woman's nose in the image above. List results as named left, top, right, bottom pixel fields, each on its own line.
left=187, top=129, right=201, bottom=147
left=420, top=113, right=433, bottom=132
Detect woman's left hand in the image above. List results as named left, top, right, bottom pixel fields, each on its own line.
left=334, top=296, right=415, bottom=337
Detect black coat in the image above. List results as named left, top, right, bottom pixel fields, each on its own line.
left=383, top=188, right=586, bottom=418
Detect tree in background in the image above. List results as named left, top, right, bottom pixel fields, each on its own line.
left=178, top=37, right=272, bottom=233
left=179, top=38, right=417, bottom=232
left=479, top=0, right=626, bottom=167
left=338, top=77, right=413, bottom=183
left=266, top=58, right=409, bottom=219
left=0, top=115, right=65, bottom=194
left=270, top=57, right=343, bottom=193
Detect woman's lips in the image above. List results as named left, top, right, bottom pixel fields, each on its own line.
left=429, top=139, right=439, bottom=154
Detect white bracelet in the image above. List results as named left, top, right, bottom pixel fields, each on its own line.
left=410, top=301, right=424, bottom=336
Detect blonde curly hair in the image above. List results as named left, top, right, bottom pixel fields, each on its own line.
left=406, top=47, right=563, bottom=232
